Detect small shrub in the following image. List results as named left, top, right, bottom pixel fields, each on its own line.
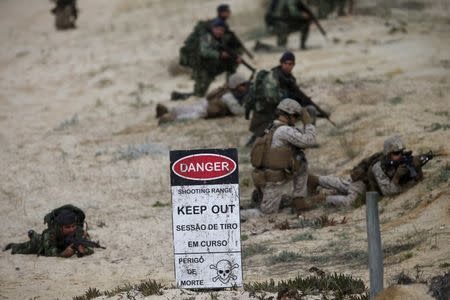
left=152, top=201, right=170, bottom=208
left=388, top=96, right=403, bottom=105
left=54, top=114, right=79, bottom=131
left=291, top=232, right=314, bottom=242
left=269, top=251, right=302, bottom=264
left=243, top=243, right=271, bottom=258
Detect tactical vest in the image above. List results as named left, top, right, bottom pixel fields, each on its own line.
left=251, top=124, right=301, bottom=186
left=350, top=151, right=384, bottom=183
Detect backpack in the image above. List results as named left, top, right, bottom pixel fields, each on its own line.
left=350, top=151, right=384, bottom=183
left=44, top=204, right=86, bottom=229
left=179, top=20, right=210, bottom=68
left=244, top=69, right=272, bottom=116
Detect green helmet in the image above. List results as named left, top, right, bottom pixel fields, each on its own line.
left=383, top=135, right=405, bottom=154
left=277, top=98, right=302, bottom=115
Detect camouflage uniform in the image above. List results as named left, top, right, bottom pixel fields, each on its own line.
left=192, top=32, right=238, bottom=96
left=159, top=73, right=247, bottom=122
left=6, top=226, right=93, bottom=257
left=52, top=0, right=78, bottom=30
left=317, top=175, right=366, bottom=206
left=268, top=0, right=312, bottom=49
left=249, top=66, right=317, bottom=138
left=369, top=135, right=423, bottom=196
left=260, top=120, right=316, bottom=213
left=316, top=136, right=423, bottom=205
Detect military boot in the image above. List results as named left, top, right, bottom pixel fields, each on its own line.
left=170, top=91, right=193, bottom=101
left=155, top=103, right=169, bottom=118
left=307, top=174, right=320, bottom=195
left=158, top=113, right=176, bottom=125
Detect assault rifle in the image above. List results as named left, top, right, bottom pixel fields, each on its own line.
left=287, top=81, right=336, bottom=127
left=220, top=44, right=256, bottom=79
left=65, top=236, right=106, bottom=257
left=266, top=1, right=327, bottom=38
left=390, top=150, right=446, bottom=179
left=228, top=30, right=254, bottom=59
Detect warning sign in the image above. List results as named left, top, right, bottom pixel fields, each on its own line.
left=170, top=148, right=242, bottom=289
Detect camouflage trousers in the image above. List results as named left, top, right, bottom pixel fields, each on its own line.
left=7, top=231, right=42, bottom=255
left=273, top=19, right=311, bottom=49
left=192, top=63, right=237, bottom=97
left=318, top=175, right=366, bottom=206
left=260, top=162, right=308, bottom=214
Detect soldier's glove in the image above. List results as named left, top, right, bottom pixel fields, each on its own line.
left=393, top=165, right=409, bottom=184
left=300, top=109, right=312, bottom=125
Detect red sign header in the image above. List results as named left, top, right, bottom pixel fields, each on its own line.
left=172, top=154, right=237, bottom=181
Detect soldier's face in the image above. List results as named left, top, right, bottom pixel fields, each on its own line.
left=389, top=151, right=403, bottom=162
left=61, top=223, right=77, bottom=236
left=219, top=11, right=231, bottom=20
left=212, top=27, right=225, bottom=38
left=236, top=83, right=249, bottom=94
left=281, top=61, right=295, bottom=74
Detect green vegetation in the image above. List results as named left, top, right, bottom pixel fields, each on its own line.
left=152, top=201, right=170, bottom=207
left=291, top=232, right=314, bottom=242
left=388, top=96, right=403, bottom=105
left=243, top=243, right=272, bottom=259
left=269, top=251, right=302, bottom=264
left=73, top=280, right=164, bottom=300
left=244, top=273, right=368, bottom=299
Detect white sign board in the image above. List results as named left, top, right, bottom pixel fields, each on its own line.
left=170, top=149, right=242, bottom=289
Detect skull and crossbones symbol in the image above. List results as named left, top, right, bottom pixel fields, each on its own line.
left=209, top=260, right=239, bottom=284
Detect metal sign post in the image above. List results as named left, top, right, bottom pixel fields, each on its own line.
left=170, top=148, right=242, bottom=289
left=366, top=191, right=384, bottom=299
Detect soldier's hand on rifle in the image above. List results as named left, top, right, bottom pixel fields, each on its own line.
left=235, top=56, right=242, bottom=64
left=77, top=244, right=86, bottom=255
left=393, top=165, right=409, bottom=184
left=300, top=108, right=312, bottom=125
left=61, top=244, right=75, bottom=258
left=221, top=51, right=230, bottom=59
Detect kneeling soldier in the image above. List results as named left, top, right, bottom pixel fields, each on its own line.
left=250, top=98, right=317, bottom=214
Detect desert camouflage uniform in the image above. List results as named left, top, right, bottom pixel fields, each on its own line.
left=249, top=66, right=317, bottom=138
left=7, top=226, right=93, bottom=257
left=370, top=161, right=404, bottom=196
left=317, top=175, right=366, bottom=206
left=260, top=120, right=316, bottom=214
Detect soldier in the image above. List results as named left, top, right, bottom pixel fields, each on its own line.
left=174, top=4, right=246, bottom=99
left=3, top=205, right=96, bottom=258
left=51, top=0, right=78, bottom=30
left=245, top=52, right=319, bottom=145
left=266, top=0, right=313, bottom=50
left=309, top=136, right=424, bottom=207
left=249, top=99, right=317, bottom=215
left=156, top=73, right=249, bottom=124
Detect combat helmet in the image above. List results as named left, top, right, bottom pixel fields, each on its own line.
left=277, top=98, right=302, bottom=115
left=383, top=135, right=405, bottom=155
left=228, top=73, right=247, bottom=89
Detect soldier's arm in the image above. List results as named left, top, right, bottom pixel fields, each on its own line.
left=370, top=162, right=402, bottom=196
left=199, top=35, right=221, bottom=60
left=41, top=230, right=63, bottom=257
left=287, top=0, right=302, bottom=17
left=220, top=93, right=245, bottom=116
left=280, top=124, right=317, bottom=148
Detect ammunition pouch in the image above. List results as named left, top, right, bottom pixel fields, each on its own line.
left=252, top=168, right=291, bottom=188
